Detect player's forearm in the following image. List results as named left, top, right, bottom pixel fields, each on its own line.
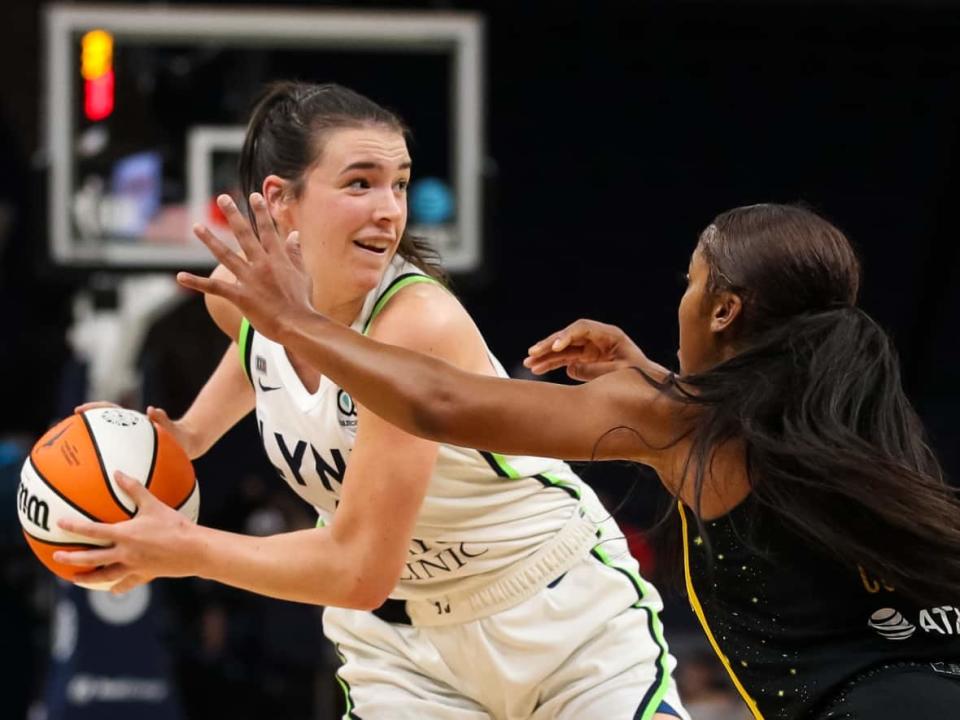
left=189, top=523, right=392, bottom=608
left=178, top=343, right=255, bottom=456
left=275, top=310, right=615, bottom=460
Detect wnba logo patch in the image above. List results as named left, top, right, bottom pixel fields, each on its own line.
left=337, top=390, right=357, bottom=429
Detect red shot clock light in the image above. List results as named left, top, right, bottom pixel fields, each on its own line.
left=81, top=29, right=114, bottom=122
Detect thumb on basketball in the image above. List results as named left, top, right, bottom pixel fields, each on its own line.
left=146, top=406, right=175, bottom=434
left=74, top=401, right=120, bottom=414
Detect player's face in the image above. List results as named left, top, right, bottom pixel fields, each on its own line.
left=286, top=126, right=410, bottom=299
left=677, top=249, right=717, bottom=375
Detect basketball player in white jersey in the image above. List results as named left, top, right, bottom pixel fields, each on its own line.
left=59, top=82, right=686, bottom=720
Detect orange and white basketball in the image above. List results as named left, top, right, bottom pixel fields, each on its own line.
left=17, top=407, right=199, bottom=589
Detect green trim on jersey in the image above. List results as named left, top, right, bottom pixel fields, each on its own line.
left=540, top=471, right=583, bottom=500
left=479, top=450, right=581, bottom=500
left=333, top=643, right=360, bottom=720
left=488, top=451, right=522, bottom=479
left=365, top=270, right=585, bottom=501
left=362, top=273, right=440, bottom=335
left=238, top=317, right=254, bottom=386
left=590, top=530, right=672, bottom=720
left=592, top=541, right=647, bottom=608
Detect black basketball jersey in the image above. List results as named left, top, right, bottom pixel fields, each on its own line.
left=680, top=498, right=960, bottom=719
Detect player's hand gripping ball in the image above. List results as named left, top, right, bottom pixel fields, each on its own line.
left=17, top=407, right=199, bottom=589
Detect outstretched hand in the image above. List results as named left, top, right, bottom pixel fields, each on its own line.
left=178, top=193, right=315, bottom=342
left=523, top=319, right=648, bottom=381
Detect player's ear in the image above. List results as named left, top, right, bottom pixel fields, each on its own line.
left=710, top=290, right=742, bottom=334
left=262, top=175, right=292, bottom=226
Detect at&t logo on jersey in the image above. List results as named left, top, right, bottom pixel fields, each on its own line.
left=337, top=390, right=357, bottom=429
left=868, top=608, right=915, bottom=640
left=868, top=605, right=960, bottom=640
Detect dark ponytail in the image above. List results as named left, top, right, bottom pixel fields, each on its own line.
left=653, top=204, right=960, bottom=605
left=238, top=81, right=446, bottom=282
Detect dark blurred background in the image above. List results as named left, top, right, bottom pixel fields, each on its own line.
left=2, top=1, right=959, bottom=718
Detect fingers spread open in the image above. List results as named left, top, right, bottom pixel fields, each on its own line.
left=176, top=271, right=237, bottom=303
left=217, top=194, right=264, bottom=261
left=191, top=223, right=248, bottom=279
left=249, top=192, right=283, bottom=256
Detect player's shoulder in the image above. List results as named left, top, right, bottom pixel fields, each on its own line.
left=204, top=264, right=243, bottom=341
left=367, top=277, right=476, bottom=356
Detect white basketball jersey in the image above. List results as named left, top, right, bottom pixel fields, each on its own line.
left=241, top=256, right=605, bottom=600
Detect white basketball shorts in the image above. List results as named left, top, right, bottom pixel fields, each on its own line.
left=323, top=538, right=688, bottom=720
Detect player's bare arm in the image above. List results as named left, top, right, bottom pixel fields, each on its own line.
left=180, top=193, right=697, bottom=484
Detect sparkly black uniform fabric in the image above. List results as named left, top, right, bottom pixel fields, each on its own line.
left=682, top=498, right=960, bottom=719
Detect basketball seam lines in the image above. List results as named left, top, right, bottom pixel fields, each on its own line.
left=27, top=456, right=104, bottom=523
left=80, top=412, right=135, bottom=519
left=21, top=526, right=102, bottom=549
left=173, top=483, right=197, bottom=512
left=145, top=422, right=158, bottom=492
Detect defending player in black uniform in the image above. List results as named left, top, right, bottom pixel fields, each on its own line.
left=182, top=202, right=960, bottom=718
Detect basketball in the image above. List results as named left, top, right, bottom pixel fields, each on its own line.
left=17, top=407, right=200, bottom=590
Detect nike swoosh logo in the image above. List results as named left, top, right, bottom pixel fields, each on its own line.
left=42, top=423, right=72, bottom=448
left=258, top=379, right=282, bottom=392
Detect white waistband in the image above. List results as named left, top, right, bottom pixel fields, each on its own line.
left=402, top=507, right=599, bottom=627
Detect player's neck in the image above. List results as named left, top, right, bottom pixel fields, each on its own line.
left=312, top=290, right=366, bottom=328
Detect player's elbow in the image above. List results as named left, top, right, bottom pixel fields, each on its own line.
left=346, top=585, right=393, bottom=612
left=328, top=543, right=401, bottom=610
left=339, top=565, right=397, bottom=611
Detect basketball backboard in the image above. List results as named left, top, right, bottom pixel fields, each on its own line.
left=44, top=5, right=485, bottom=272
